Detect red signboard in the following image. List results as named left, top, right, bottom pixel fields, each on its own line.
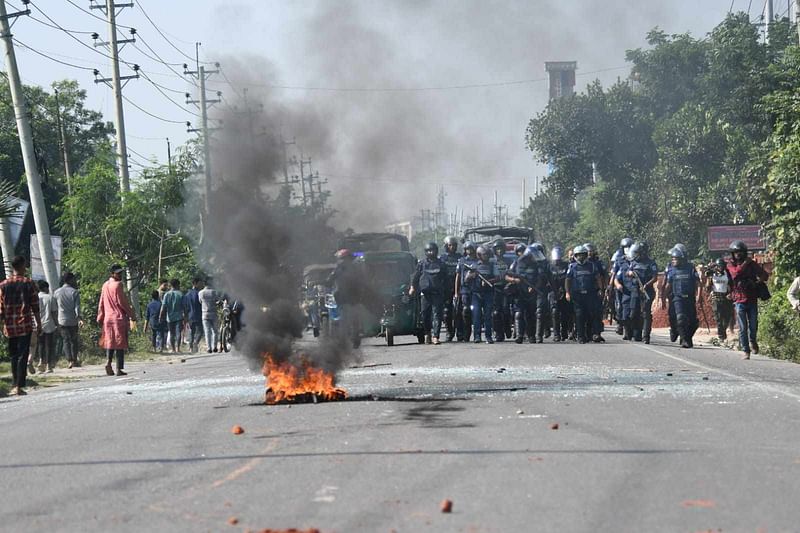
left=707, top=225, right=765, bottom=252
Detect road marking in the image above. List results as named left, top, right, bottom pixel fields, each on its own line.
left=210, top=441, right=279, bottom=488
left=640, top=345, right=800, bottom=402
left=313, top=485, right=338, bottom=503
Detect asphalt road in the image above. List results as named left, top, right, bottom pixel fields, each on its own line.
left=1, top=329, right=799, bottom=533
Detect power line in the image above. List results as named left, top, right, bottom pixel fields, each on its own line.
left=135, top=33, right=196, bottom=83
left=13, top=38, right=95, bottom=71
left=27, top=1, right=117, bottom=63
left=212, top=65, right=630, bottom=93
left=137, top=1, right=215, bottom=65
left=139, top=69, right=202, bottom=117
left=122, top=94, right=185, bottom=124
left=64, top=0, right=133, bottom=30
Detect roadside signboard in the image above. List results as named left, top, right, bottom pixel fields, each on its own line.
left=30, top=234, right=62, bottom=281
left=707, top=225, right=765, bottom=252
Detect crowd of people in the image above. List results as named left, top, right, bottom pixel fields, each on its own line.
left=0, top=258, right=242, bottom=397
left=405, top=236, right=771, bottom=357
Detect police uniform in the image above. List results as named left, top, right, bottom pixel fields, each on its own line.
left=411, top=256, right=447, bottom=340
left=467, top=258, right=498, bottom=343
left=439, top=251, right=461, bottom=341
left=492, top=251, right=513, bottom=341
left=549, top=258, right=571, bottom=342
left=667, top=263, right=700, bottom=347
left=457, top=255, right=479, bottom=341
left=567, top=260, right=601, bottom=343
left=508, top=254, right=539, bottom=343
left=618, top=257, right=658, bottom=342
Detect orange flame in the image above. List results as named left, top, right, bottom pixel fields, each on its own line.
left=263, top=354, right=347, bottom=404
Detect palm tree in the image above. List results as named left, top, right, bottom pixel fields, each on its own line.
left=0, top=180, right=19, bottom=219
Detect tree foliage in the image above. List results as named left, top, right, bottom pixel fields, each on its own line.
left=522, top=13, right=796, bottom=266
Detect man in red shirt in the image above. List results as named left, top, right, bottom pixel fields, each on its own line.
left=726, top=240, right=769, bottom=359
left=0, top=256, right=43, bottom=396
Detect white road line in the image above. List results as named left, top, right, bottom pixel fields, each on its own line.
left=640, top=345, right=800, bottom=402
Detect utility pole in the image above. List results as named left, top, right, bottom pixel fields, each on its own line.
left=765, top=0, right=774, bottom=42
left=0, top=1, right=59, bottom=289
left=91, top=0, right=139, bottom=309
left=281, top=135, right=296, bottom=187
left=54, top=89, right=76, bottom=233
left=299, top=153, right=314, bottom=209
left=166, top=137, right=172, bottom=175
left=796, top=0, right=800, bottom=44
left=186, top=48, right=221, bottom=214
left=91, top=0, right=138, bottom=193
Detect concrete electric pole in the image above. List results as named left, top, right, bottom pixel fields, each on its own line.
left=185, top=48, right=221, bottom=215
left=91, top=0, right=138, bottom=193
left=0, top=1, right=59, bottom=289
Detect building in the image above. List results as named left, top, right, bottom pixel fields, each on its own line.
left=545, top=61, right=577, bottom=100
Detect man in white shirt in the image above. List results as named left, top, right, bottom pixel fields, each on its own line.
left=35, top=280, right=58, bottom=373
left=198, top=279, right=219, bottom=352
left=705, top=258, right=734, bottom=341
left=788, top=276, right=800, bottom=312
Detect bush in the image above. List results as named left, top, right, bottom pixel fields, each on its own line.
left=759, top=281, right=800, bottom=362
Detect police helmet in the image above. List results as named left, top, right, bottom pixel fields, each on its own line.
left=493, top=239, right=506, bottom=252
left=523, top=245, right=546, bottom=262
left=424, top=241, right=438, bottom=255
left=629, top=242, right=643, bottom=260
left=639, top=241, right=650, bottom=255
left=620, top=237, right=634, bottom=249
left=476, top=245, right=490, bottom=259
left=514, top=243, right=527, bottom=255
left=674, top=243, right=687, bottom=254
left=444, top=235, right=459, bottom=248
left=729, top=240, right=748, bottom=253
left=715, top=258, right=726, bottom=269
left=463, top=240, right=476, bottom=253
left=551, top=246, right=564, bottom=262
left=583, top=242, right=596, bottom=254
left=670, top=247, right=686, bottom=259
left=573, top=245, right=588, bottom=263
left=530, top=242, right=545, bottom=253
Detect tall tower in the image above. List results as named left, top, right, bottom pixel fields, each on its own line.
left=545, top=61, right=577, bottom=100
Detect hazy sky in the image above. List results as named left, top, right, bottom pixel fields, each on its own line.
left=5, top=0, right=778, bottom=230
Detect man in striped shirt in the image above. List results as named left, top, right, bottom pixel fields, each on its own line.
left=0, top=256, right=43, bottom=396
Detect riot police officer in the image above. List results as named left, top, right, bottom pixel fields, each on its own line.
left=439, top=236, right=461, bottom=342
left=491, top=239, right=513, bottom=342
left=664, top=247, right=700, bottom=348
left=466, top=246, right=500, bottom=343
left=454, top=241, right=479, bottom=341
left=529, top=242, right=552, bottom=343
left=583, top=242, right=607, bottom=342
left=566, top=245, right=604, bottom=344
left=611, top=238, right=634, bottom=335
left=616, top=242, right=659, bottom=343
left=549, top=246, right=571, bottom=342
left=410, top=242, right=447, bottom=345
left=506, top=245, right=545, bottom=344
left=659, top=243, right=690, bottom=343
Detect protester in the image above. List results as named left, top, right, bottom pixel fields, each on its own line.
left=788, top=273, right=800, bottom=313
left=160, top=278, right=184, bottom=353
left=0, top=256, right=42, bottom=395
left=35, top=280, right=58, bottom=373
left=97, top=264, right=137, bottom=376
left=144, top=290, right=164, bottom=352
left=198, top=278, right=219, bottom=352
left=53, top=272, right=83, bottom=368
left=704, top=258, right=734, bottom=341
left=726, top=241, right=769, bottom=359
left=183, top=277, right=204, bottom=353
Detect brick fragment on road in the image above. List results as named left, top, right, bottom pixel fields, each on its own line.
left=232, top=425, right=245, bottom=435
left=440, top=499, right=453, bottom=513
left=549, top=423, right=559, bottom=430
left=228, top=516, right=239, bottom=525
